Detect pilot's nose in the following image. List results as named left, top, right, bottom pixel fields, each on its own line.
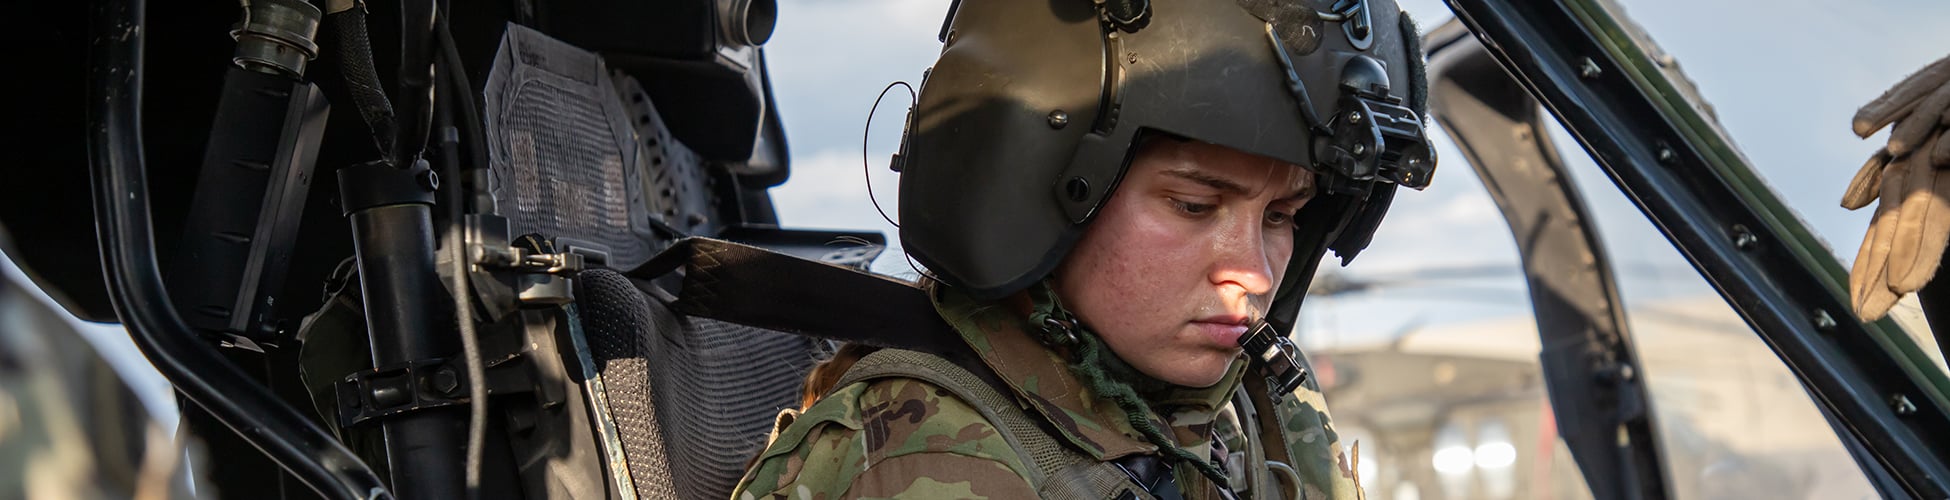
left=1210, top=213, right=1277, bottom=298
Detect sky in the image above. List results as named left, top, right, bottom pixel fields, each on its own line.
left=25, top=0, right=1950, bottom=488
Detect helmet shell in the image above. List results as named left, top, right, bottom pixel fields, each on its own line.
left=900, top=0, right=1428, bottom=299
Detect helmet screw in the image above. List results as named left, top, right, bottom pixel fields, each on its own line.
left=1350, top=143, right=1367, bottom=157
left=1065, top=177, right=1091, bottom=202
left=1047, top=110, right=1070, bottom=130
left=1348, top=111, right=1362, bottom=124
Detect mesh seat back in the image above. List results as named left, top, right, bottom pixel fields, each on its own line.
left=574, top=268, right=821, bottom=500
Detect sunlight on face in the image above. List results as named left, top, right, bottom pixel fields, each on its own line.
left=1054, top=138, right=1315, bottom=387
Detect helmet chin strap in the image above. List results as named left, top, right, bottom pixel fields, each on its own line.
left=1025, top=281, right=1235, bottom=488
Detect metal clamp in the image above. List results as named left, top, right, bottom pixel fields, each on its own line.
left=334, top=350, right=545, bottom=429
left=461, top=215, right=592, bottom=307
left=466, top=216, right=588, bottom=276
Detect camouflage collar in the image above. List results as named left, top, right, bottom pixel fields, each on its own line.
left=933, top=286, right=1250, bottom=461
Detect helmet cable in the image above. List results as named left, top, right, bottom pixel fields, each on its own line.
left=863, top=80, right=916, bottom=228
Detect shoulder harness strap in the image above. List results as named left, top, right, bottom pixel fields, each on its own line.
left=835, top=349, right=1155, bottom=500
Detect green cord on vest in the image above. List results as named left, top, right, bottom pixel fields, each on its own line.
left=1028, top=283, right=1234, bottom=490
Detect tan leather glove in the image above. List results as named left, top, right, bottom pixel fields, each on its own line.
left=1845, top=54, right=1950, bottom=321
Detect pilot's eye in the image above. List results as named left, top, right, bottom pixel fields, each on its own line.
left=1172, top=199, right=1215, bottom=215
left=1265, top=210, right=1295, bottom=227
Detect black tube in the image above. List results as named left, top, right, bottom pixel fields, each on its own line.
left=436, top=6, right=490, bottom=214
left=328, top=7, right=396, bottom=157
left=85, top=1, right=390, bottom=498
left=343, top=183, right=465, bottom=498
left=392, top=0, right=437, bottom=167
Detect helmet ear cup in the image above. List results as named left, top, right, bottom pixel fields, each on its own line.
left=898, top=0, right=1108, bottom=298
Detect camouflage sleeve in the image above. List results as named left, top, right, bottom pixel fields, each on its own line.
left=732, top=377, right=1038, bottom=500
left=1274, top=385, right=1364, bottom=500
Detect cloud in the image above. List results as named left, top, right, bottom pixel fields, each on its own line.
left=770, top=147, right=916, bottom=276
left=767, top=0, right=956, bottom=154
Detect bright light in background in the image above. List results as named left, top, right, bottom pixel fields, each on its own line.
left=1432, top=445, right=1475, bottom=474
left=1358, top=445, right=1380, bottom=490
left=1392, top=482, right=1422, bottom=500
left=1476, top=419, right=1518, bottom=499
left=1432, top=421, right=1475, bottom=493
left=1474, top=418, right=1516, bottom=469
left=1474, top=441, right=1517, bottom=469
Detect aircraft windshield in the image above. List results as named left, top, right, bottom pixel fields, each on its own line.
left=1292, top=2, right=1950, bottom=499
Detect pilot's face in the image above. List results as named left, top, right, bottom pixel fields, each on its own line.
left=1054, top=138, right=1315, bottom=387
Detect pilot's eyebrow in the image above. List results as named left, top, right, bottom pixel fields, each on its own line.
left=1164, top=167, right=1316, bottom=201
left=1284, top=181, right=1316, bottom=202
left=1164, top=167, right=1251, bottom=195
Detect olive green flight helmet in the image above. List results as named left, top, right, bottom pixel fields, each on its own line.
left=898, top=0, right=1435, bottom=325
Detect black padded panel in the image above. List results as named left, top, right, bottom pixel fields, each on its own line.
left=575, top=268, right=823, bottom=499
left=485, top=25, right=663, bottom=270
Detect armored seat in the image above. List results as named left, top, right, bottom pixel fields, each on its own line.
left=475, top=24, right=844, bottom=499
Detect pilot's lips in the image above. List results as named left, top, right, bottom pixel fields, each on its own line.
left=1191, top=315, right=1250, bottom=348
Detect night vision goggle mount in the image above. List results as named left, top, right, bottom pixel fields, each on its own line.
left=1318, top=70, right=1435, bottom=193
left=1269, top=26, right=1436, bottom=197
left=1249, top=0, right=1433, bottom=399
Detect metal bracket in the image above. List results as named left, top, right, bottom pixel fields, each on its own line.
left=462, top=215, right=592, bottom=307
left=334, top=348, right=554, bottom=429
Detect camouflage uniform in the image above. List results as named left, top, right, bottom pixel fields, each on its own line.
left=0, top=272, right=197, bottom=500
left=733, top=287, right=1362, bottom=499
